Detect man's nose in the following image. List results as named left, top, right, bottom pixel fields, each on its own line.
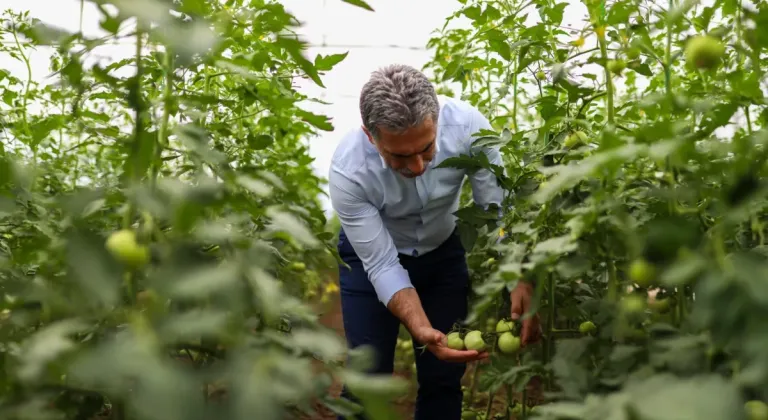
left=407, top=155, right=425, bottom=175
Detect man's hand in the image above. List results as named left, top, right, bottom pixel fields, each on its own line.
left=411, top=326, right=489, bottom=363
left=510, top=281, right=542, bottom=346
left=387, top=288, right=487, bottom=363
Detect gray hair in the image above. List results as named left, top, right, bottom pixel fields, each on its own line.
left=359, top=64, right=440, bottom=140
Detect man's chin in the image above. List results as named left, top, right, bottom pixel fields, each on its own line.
left=399, top=171, right=424, bottom=178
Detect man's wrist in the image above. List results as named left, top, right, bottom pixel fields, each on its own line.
left=387, top=288, right=432, bottom=341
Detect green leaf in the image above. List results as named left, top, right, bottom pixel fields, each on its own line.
left=626, top=374, right=744, bottom=420
left=286, top=328, right=345, bottom=360
left=168, top=262, right=240, bottom=299
left=340, top=370, right=409, bottom=420
left=158, top=309, right=230, bottom=342
left=457, top=222, right=479, bottom=252
left=436, top=153, right=491, bottom=173
left=532, top=234, right=578, bottom=256
left=340, top=0, right=375, bottom=11
left=236, top=175, right=272, bottom=197
left=67, top=230, right=122, bottom=307
left=17, top=319, right=89, bottom=383
left=699, top=102, right=738, bottom=134
left=314, top=52, right=349, bottom=71
left=533, top=144, right=647, bottom=203
left=247, top=133, right=274, bottom=150
left=265, top=206, right=321, bottom=248
left=296, top=109, right=334, bottom=131
left=179, top=0, right=207, bottom=15
left=276, top=35, right=325, bottom=88
left=628, top=61, right=653, bottom=76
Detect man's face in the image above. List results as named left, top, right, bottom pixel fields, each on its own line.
left=364, top=118, right=437, bottom=178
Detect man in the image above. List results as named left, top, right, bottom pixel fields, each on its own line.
left=328, top=64, right=539, bottom=419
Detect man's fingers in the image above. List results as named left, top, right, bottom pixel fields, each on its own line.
left=432, top=348, right=488, bottom=363
left=522, top=317, right=542, bottom=346
left=510, top=294, right=523, bottom=320
left=521, top=319, right=531, bottom=345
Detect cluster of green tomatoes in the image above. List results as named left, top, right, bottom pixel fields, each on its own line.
left=394, top=336, right=417, bottom=374
left=447, top=318, right=521, bottom=355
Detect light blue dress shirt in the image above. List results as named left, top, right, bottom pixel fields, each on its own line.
left=328, top=95, right=505, bottom=306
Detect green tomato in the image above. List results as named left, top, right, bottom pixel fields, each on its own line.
left=288, top=261, right=306, bottom=272
left=628, top=258, right=656, bottom=287
left=497, top=332, right=521, bottom=354
left=626, top=46, right=641, bottom=60
left=579, top=320, right=596, bottom=334
left=685, top=35, right=725, bottom=70
left=496, top=319, right=515, bottom=333
left=106, top=229, right=149, bottom=268
left=606, top=59, right=626, bottom=74
left=136, top=289, right=159, bottom=307
left=620, top=294, right=647, bottom=316
left=565, top=131, right=588, bottom=148
left=745, top=400, right=768, bottom=420
left=399, top=340, right=411, bottom=351
left=461, top=411, right=478, bottom=420
left=464, top=330, right=486, bottom=351
left=447, top=332, right=465, bottom=350
left=648, top=297, right=672, bottom=313
left=535, top=70, right=546, bottom=80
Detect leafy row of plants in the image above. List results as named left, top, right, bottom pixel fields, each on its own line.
left=424, top=0, right=768, bottom=418
left=0, top=0, right=406, bottom=419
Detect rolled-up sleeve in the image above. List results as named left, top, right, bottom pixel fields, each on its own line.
left=466, top=106, right=505, bottom=211
left=328, top=167, right=413, bottom=306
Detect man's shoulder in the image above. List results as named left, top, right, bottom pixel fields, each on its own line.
left=330, top=127, right=376, bottom=177
left=437, top=95, right=481, bottom=127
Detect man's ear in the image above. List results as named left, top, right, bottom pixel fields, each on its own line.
left=362, top=126, right=375, bottom=145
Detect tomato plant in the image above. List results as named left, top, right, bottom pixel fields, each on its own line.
left=0, top=0, right=404, bottom=419
left=425, top=0, right=768, bottom=418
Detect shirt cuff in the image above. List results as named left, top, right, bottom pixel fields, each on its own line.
left=372, top=264, right=414, bottom=307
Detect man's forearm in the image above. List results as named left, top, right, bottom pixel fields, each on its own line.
left=386, top=288, right=432, bottom=341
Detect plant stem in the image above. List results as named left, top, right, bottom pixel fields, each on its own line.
left=79, top=0, right=85, bottom=33
left=468, top=362, right=480, bottom=404
left=486, top=52, right=493, bottom=116
left=522, top=388, right=528, bottom=416
left=734, top=0, right=753, bottom=135
left=505, top=385, right=513, bottom=420
left=547, top=273, right=556, bottom=389
left=122, top=25, right=146, bottom=306
left=484, top=389, right=495, bottom=419
left=607, top=259, right=618, bottom=302
left=10, top=25, right=33, bottom=142
left=598, top=43, right=614, bottom=123
left=152, top=48, right=173, bottom=185
left=664, top=6, right=672, bottom=95
left=675, top=286, right=686, bottom=327
left=124, top=27, right=144, bottom=229
left=512, top=68, right=519, bottom=132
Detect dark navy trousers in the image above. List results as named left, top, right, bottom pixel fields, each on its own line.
left=336, top=228, right=470, bottom=420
